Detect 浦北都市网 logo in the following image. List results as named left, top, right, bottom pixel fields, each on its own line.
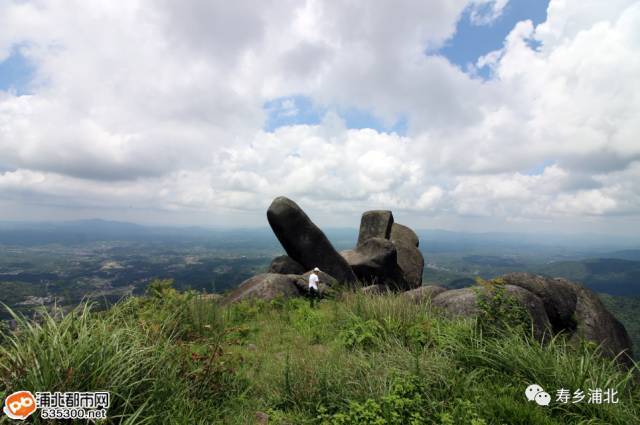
left=3, top=391, right=37, bottom=420
left=3, top=390, right=110, bottom=421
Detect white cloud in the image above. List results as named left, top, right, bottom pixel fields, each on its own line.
left=0, top=0, right=639, bottom=234
left=468, top=0, right=511, bottom=26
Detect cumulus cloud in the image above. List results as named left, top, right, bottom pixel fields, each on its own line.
left=0, top=0, right=639, bottom=233
left=468, top=0, right=511, bottom=25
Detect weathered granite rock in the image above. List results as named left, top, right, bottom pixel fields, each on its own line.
left=390, top=223, right=419, bottom=247
left=402, top=285, right=447, bottom=304
left=341, top=237, right=408, bottom=289
left=291, top=270, right=338, bottom=296
left=501, top=273, right=577, bottom=332
left=357, top=210, right=394, bottom=246
left=268, top=255, right=305, bottom=275
left=267, top=197, right=356, bottom=284
left=431, top=285, right=552, bottom=340
left=394, top=244, right=424, bottom=289
left=386, top=222, right=424, bottom=288
left=342, top=238, right=396, bottom=279
left=571, top=285, right=633, bottom=364
left=500, top=272, right=633, bottom=364
left=224, top=273, right=302, bottom=304
left=361, top=284, right=389, bottom=295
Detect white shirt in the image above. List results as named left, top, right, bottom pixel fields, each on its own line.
left=308, top=273, right=319, bottom=290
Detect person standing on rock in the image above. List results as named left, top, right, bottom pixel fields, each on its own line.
left=308, top=267, right=320, bottom=307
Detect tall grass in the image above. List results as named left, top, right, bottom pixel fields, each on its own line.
left=0, top=301, right=181, bottom=424
left=0, top=289, right=638, bottom=424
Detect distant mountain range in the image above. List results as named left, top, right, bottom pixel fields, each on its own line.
left=1, top=219, right=639, bottom=296
left=0, top=219, right=637, bottom=250
left=538, top=258, right=640, bottom=296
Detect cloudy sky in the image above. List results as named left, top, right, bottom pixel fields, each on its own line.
left=1, top=0, right=639, bottom=234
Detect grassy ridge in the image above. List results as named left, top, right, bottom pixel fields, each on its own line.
left=0, top=284, right=638, bottom=424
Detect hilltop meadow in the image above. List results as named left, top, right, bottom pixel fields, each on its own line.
left=1, top=280, right=638, bottom=425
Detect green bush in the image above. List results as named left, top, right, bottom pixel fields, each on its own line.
left=339, top=315, right=384, bottom=350
left=475, top=278, right=532, bottom=337
left=318, top=376, right=427, bottom=425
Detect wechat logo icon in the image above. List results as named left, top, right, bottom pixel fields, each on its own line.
left=526, top=384, right=551, bottom=406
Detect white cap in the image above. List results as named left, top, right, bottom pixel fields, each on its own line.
left=313, top=267, right=320, bottom=272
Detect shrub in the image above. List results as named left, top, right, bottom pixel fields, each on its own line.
left=475, top=278, right=532, bottom=337
left=317, top=376, right=428, bottom=425
left=339, top=315, right=384, bottom=350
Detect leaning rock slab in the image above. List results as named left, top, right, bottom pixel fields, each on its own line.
left=267, top=197, right=356, bottom=284
left=431, top=285, right=552, bottom=340
left=268, top=255, right=305, bottom=275
left=224, top=273, right=302, bottom=304
left=357, top=210, right=394, bottom=246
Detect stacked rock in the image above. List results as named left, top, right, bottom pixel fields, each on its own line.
left=340, top=210, right=424, bottom=290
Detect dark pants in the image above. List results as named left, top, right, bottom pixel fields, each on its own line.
left=308, top=287, right=319, bottom=307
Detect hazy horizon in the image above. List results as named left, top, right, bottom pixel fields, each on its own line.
left=1, top=216, right=639, bottom=250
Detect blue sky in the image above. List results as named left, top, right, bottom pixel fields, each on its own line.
left=263, top=96, right=408, bottom=135
left=0, top=47, right=34, bottom=95
left=439, top=0, right=550, bottom=71
left=263, top=0, right=550, bottom=134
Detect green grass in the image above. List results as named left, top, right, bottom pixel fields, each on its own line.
left=1, top=284, right=638, bottom=424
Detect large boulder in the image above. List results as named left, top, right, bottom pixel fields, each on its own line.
left=267, top=197, right=356, bottom=284
left=357, top=210, right=394, bottom=247
left=224, top=273, right=302, bottom=304
left=402, top=285, right=446, bottom=304
left=500, top=273, right=633, bottom=364
left=431, top=285, right=552, bottom=340
left=571, top=285, right=633, bottom=364
left=501, top=273, right=577, bottom=332
left=268, top=255, right=305, bottom=275
left=292, top=270, right=338, bottom=296
left=390, top=223, right=419, bottom=247
left=341, top=237, right=408, bottom=289
left=389, top=222, right=424, bottom=289
left=394, top=244, right=424, bottom=289
left=361, top=284, right=389, bottom=295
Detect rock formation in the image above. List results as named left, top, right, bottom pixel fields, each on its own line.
left=263, top=199, right=423, bottom=290
left=430, top=273, right=634, bottom=365
left=224, top=196, right=633, bottom=365
left=268, top=255, right=305, bottom=275
left=431, top=284, right=552, bottom=341
left=501, top=273, right=577, bottom=333
left=357, top=210, right=394, bottom=246
left=347, top=210, right=424, bottom=289
left=402, top=285, right=446, bottom=304
left=341, top=237, right=407, bottom=289
left=267, top=196, right=356, bottom=284
left=224, top=274, right=303, bottom=304
left=390, top=223, right=419, bottom=248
